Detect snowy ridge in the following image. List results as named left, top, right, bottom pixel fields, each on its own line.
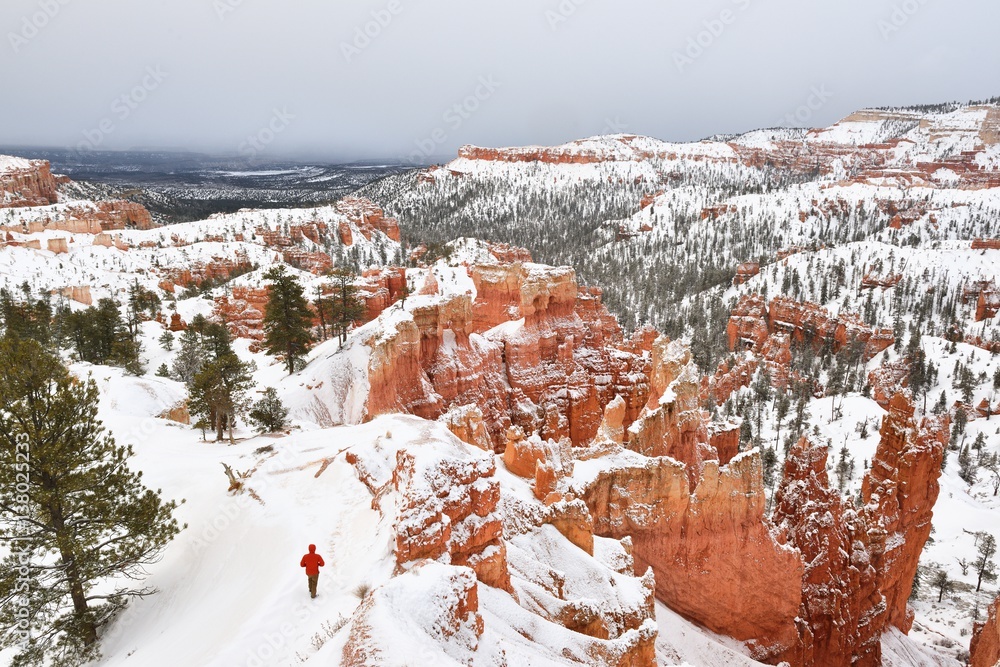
left=0, top=155, right=35, bottom=173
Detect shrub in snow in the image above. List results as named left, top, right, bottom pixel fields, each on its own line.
left=249, top=387, right=290, bottom=433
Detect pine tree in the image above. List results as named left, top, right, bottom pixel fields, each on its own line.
left=910, top=566, right=922, bottom=600
left=248, top=387, right=290, bottom=433
left=973, top=432, right=988, bottom=463
left=932, top=569, right=953, bottom=602
left=958, top=445, right=978, bottom=485
left=313, top=284, right=333, bottom=342
left=198, top=321, right=236, bottom=363
left=0, top=287, right=53, bottom=346
left=761, top=446, right=778, bottom=490
left=158, top=330, right=175, bottom=351
left=397, top=280, right=413, bottom=308
left=61, top=299, right=144, bottom=374
left=752, top=368, right=772, bottom=433
left=739, top=418, right=752, bottom=447
left=958, top=366, right=977, bottom=404
left=262, top=266, right=315, bottom=374
left=908, top=346, right=930, bottom=413
left=988, top=457, right=1000, bottom=497
left=827, top=360, right=846, bottom=420
left=835, top=444, right=854, bottom=492
left=125, top=281, right=161, bottom=342
left=973, top=533, right=998, bottom=593
left=0, top=339, right=180, bottom=664
left=189, top=354, right=255, bottom=442
left=171, top=329, right=206, bottom=386
left=327, top=268, right=366, bottom=344
left=932, top=391, right=948, bottom=415
left=952, top=408, right=968, bottom=447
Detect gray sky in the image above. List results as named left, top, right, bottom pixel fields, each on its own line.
left=1, top=0, right=997, bottom=163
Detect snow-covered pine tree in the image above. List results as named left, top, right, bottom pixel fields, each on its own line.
left=249, top=387, right=290, bottom=433
left=326, top=267, right=366, bottom=344
left=262, top=265, right=315, bottom=374
left=0, top=338, right=181, bottom=666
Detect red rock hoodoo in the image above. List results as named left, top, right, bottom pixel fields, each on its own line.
left=213, top=286, right=269, bottom=341
left=335, top=196, right=401, bottom=243
left=768, top=392, right=946, bottom=667
left=362, top=262, right=654, bottom=451
left=861, top=393, right=947, bottom=632
left=971, top=595, right=1000, bottom=667
left=346, top=435, right=512, bottom=593
left=773, top=437, right=884, bottom=667
left=0, top=159, right=59, bottom=208
left=577, top=448, right=804, bottom=664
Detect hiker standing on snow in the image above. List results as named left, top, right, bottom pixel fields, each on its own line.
left=300, top=544, right=325, bottom=599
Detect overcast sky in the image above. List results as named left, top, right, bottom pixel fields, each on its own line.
left=1, top=0, right=997, bottom=163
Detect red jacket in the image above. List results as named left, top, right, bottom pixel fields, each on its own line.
left=300, top=544, right=324, bottom=576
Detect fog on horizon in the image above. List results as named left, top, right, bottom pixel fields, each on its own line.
left=1, top=0, right=997, bottom=163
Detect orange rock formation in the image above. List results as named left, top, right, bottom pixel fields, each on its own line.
left=971, top=595, right=1000, bottom=667
left=361, top=263, right=654, bottom=450
left=0, top=159, right=59, bottom=208
left=335, top=196, right=401, bottom=243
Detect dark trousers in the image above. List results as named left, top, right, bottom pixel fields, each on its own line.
left=308, top=574, right=319, bottom=598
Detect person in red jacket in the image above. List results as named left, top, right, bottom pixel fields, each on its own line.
left=300, top=544, right=325, bottom=599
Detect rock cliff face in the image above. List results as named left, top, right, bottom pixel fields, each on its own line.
left=575, top=449, right=804, bottom=663
left=361, top=262, right=653, bottom=451
left=768, top=392, right=946, bottom=667
left=439, top=404, right=493, bottom=452
left=46, top=238, right=69, bottom=254
left=342, top=418, right=658, bottom=666
left=213, top=286, right=269, bottom=341
left=335, top=195, right=401, bottom=243
left=773, top=437, right=884, bottom=667
left=764, top=296, right=895, bottom=359
left=346, top=426, right=512, bottom=593
left=861, top=393, right=947, bottom=632
left=355, top=267, right=408, bottom=321
left=0, top=158, right=59, bottom=208
left=702, top=355, right=758, bottom=405
left=971, top=595, right=1000, bottom=667
left=172, top=251, right=255, bottom=289
left=52, top=285, right=93, bottom=306
left=457, top=141, right=651, bottom=165
left=454, top=105, right=1000, bottom=190
left=725, top=294, right=894, bottom=399
left=527, top=337, right=943, bottom=666
left=341, top=563, right=485, bottom=666
left=3, top=201, right=156, bottom=234
left=627, top=338, right=718, bottom=487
